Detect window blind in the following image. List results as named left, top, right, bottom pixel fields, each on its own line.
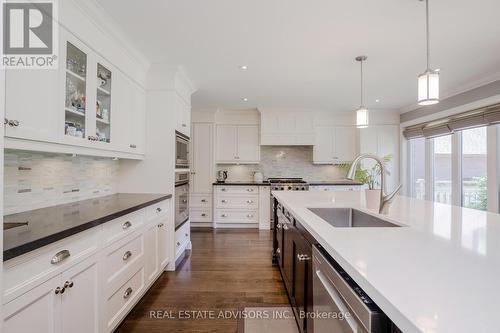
left=403, top=103, right=500, bottom=140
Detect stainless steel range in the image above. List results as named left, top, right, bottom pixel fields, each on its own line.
left=269, top=178, right=309, bottom=223
left=268, top=177, right=309, bottom=191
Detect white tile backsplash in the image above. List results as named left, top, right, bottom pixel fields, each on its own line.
left=217, top=146, right=346, bottom=182
left=4, top=150, right=119, bottom=214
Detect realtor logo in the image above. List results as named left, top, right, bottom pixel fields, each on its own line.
left=2, top=0, right=58, bottom=69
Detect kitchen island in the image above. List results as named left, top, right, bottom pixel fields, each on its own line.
left=273, top=190, right=499, bottom=333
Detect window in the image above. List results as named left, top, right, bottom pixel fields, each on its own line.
left=432, top=135, right=452, bottom=205
left=409, top=138, right=426, bottom=199
left=461, top=127, right=487, bottom=210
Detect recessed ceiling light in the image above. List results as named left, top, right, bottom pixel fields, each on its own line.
left=242, top=97, right=248, bottom=102
left=375, top=99, right=380, bottom=103
left=239, top=65, right=248, bottom=70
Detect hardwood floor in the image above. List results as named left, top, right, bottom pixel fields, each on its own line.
left=116, top=228, right=289, bottom=333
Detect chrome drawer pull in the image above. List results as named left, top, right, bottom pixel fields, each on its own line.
left=64, top=280, right=74, bottom=289
left=130, top=144, right=137, bottom=148
left=297, top=254, right=311, bottom=261
left=122, top=251, right=132, bottom=261
left=156, top=207, right=162, bottom=213
left=177, top=241, right=181, bottom=246
left=246, top=188, right=254, bottom=192
left=221, top=199, right=227, bottom=203
left=201, top=213, right=207, bottom=217
left=221, top=188, right=227, bottom=192
left=182, top=199, right=188, bottom=203
left=55, top=287, right=63, bottom=294
left=246, top=200, right=254, bottom=204
left=221, top=214, right=227, bottom=217
left=247, top=214, right=254, bottom=218
left=51, top=249, right=71, bottom=264
left=122, top=221, right=132, bottom=229
left=201, top=199, right=207, bottom=203
left=123, top=287, right=133, bottom=299
left=157, top=223, right=164, bottom=228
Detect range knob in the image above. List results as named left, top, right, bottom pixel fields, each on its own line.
left=280, top=187, right=284, bottom=190
left=301, top=187, right=306, bottom=190
left=288, top=186, right=292, bottom=190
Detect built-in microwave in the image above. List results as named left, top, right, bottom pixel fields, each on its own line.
left=175, top=131, right=189, bottom=169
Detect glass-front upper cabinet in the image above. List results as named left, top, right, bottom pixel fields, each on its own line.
left=96, top=63, right=112, bottom=143
left=64, top=42, right=88, bottom=140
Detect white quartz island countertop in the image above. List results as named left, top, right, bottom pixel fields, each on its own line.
left=272, top=191, right=500, bottom=333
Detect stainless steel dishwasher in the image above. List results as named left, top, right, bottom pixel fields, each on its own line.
left=312, top=245, right=389, bottom=333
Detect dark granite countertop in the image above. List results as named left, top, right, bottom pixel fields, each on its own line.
left=4, top=193, right=171, bottom=261
left=308, top=180, right=364, bottom=186
left=213, top=181, right=270, bottom=186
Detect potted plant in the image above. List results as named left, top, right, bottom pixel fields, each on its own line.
left=337, top=155, right=392, bottom=209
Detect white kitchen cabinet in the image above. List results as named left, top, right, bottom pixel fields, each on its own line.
left=3, top=254, right=99, bottom=333
left=191, top=123, right=214, bottom=193
left=175, top=95, right=191, bottom=137
left=60, top=256, right=100, bottom=333
left=313, top=126, right=356, bottom=164
left=359, top=125, right=400, bottom=191
left=113, top=71, right=146, bottom=154
left=3, top=274, right=60, bottom=333
left=260, top=111, right=315, bottom=145
left=4, top=68, right=59, bottom=143
left=143, top=222, right=159, bottom=285
left=216, top=125, right=260, bottom=164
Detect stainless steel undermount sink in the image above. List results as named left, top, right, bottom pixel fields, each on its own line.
left=307, top=207, right=401, bottom=228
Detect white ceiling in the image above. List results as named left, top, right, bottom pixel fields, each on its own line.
left=99, top=0, right=500, bottom=113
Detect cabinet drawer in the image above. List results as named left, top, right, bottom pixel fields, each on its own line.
left=175, top=221, right=190, bottom=252
left=190, top=209, right=211, bottom=222
left=102, top=210, right=145, bottom=246
left=3, top=227, right=99, bottom=304
left=215, top=210, right=258, bottom=223
left=106, top=267, right=145, bottom=332
left=190, top=194, right=212, bottom=208
left=103, top=233, right=144, bottom=287
left=215, top=186, right=258, bottom=195
left=215, top=195, right=258, bottom=209
left=145, top=199, right=169, bottom=221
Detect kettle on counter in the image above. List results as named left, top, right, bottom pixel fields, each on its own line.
left=216, top=170, right=228, bottom=183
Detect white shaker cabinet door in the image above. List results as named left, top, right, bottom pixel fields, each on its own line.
left=191, top=123, right=214, bottom=193
left=313, top=127, right=335, bottom=164
left=157, top=219, right=170, bottom=269
left=60, top=255, right=100, bottom=333
left=3, top=274, right=61, bottom=333
left=216, top=125, right=237, bottom=162
left=144, top=221, right=159, bottom=285
left=5, top=68, right=59, bottom=142
left=237, top=125, right=260, bottom=163
left=334, top=126, right=356, bottom=162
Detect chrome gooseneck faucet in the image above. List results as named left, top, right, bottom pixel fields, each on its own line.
left=346, top=154, right=402, bottom=214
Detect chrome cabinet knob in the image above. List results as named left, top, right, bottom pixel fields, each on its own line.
left=201, top=213, right=207, bottom=217
left=55, top=286, right=63, bottom=294
left=221, top=199, right=227, bottom=203
left=156, top=207, right=162, bottom=213
left=64, top=280, right=74, bottom=289
left=157, top=223, right=164, bottom=228
left=129, top=144, right=137, bottom=148
left=182, top=123, right=187, bottom=127
left=221, top=188, right=227, bottom=192
left=185, top=233, right=188, bottom=237
left=221, top=214, right=227, bottom=218
left=8, top=119, right=19, bottom=127
left=182, top=199, right=188, bottom=203
left=123, top=287, right=133, bottom=299
left=246, top=188, right=254, bottom=192
left=247, top=214, right=254, bottom=218
left=276, top=248, right=281, bottom=254
left=201, top=199, right=207, bottom=203
left=246, top=200, right=254, bottom=204
left=122, top=251, right=132, bottom=261
left=177, top=241, right=181, bottom=246
left=122, top=221, right=132, bottom=229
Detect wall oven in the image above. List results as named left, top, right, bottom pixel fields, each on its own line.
left=175, top=172, right=189, bottom=229
left=175, top=131, right=189, bottom=169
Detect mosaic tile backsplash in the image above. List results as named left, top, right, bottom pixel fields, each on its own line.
left=217, top=146, right=346, bottom=182
left=4, top=151, right=119, bottom=214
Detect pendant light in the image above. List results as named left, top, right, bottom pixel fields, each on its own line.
left=355, top=55, right=369, bottom=128
left=417, top=0, right=439, bottom=106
